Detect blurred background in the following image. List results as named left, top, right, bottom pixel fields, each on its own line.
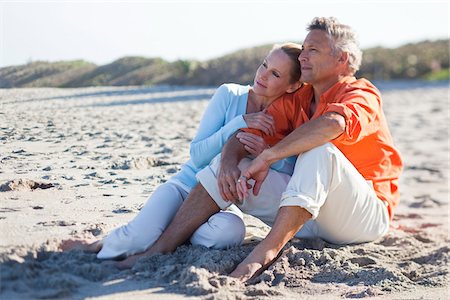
left=1, top=0, right=448, bottom=88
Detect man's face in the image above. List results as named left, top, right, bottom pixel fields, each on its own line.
left=299, top=29, right=341, bottom=86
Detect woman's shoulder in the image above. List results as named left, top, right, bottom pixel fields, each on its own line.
left=217, top=83, right=251, bottom=96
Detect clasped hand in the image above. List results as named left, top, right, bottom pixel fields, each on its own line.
left=218, top=155, right=271, bottom=205
left=236, top=156, right=270, bottom=201
left=217, top=161, right=243, bottom=204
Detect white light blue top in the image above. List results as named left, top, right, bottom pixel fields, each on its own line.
left=170, top=83, right=296, bottom=190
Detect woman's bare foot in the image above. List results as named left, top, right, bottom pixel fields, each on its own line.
left=59, top=239, right=102, bottom=253
left=115, top=252, right=144, bottom=270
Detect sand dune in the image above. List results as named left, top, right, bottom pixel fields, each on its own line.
left=0, top=83, right=448, bottom=299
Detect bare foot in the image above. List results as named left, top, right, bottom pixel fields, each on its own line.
left=59, top=239, right=102, bottom=253
left=115, top=252, right=146, bottom=270
left=229, top=261, right=263, bottom=282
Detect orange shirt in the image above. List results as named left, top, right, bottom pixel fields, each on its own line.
left=242, top=77, right=403, bottom=219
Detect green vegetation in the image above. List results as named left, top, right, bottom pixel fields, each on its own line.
left=358, top=40, right=449, bottom=81
left=423, top=68, right=450, bottom=81
left=0, top=60, right=96, bottom=88
left=1, top=39, right=448, bottom=88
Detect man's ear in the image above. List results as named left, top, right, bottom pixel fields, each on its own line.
left=338, top=51, right=349, bottom=65
left=286, top=81, right=303, bottom=93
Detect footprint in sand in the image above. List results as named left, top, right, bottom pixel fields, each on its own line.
left=349, top=256, right=377, bottom=267
left=409, top=194, right=444, bottom=208
left=0, top=207, right=21, bottom=213
left=112, top=207, right=133, bottom=214
left=420, top=223, right=440, bottom=229
left=110, top=157, right=170, bottom=170
left=12, top=149, right=26, bottom=154
left=412, top=246, right=449, bottom=265
left=413, top=234, right=433, bottom=244
left=393, top=213, right=423, bottom=220
left=70, top=223, right=107, bottom=237
left=37, top=220, right=76, bottom=227
left=0, top=179, right=56, bottom=192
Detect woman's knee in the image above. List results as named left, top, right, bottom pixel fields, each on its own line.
left=190, top=212, right=245, bottom=249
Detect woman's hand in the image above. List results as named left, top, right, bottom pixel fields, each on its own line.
left=243, top=110, right=275, bottom=136
left=236, top=132, right=270, bottom=156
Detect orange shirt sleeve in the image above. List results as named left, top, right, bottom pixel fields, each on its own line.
left=241, top=85, right=313, bottom=146
left=325, top=85, right=382, bottom=145
left=241, top=93, right=292, bottom=146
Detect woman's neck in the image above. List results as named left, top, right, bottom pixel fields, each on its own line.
left=247, top=89, right=277, bottom=113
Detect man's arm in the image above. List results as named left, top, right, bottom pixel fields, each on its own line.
left=262, top=112, right=345, bottom=165
left=238, top=112, right=345, bottom=198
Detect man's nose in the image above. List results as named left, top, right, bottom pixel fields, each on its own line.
left=299, top=52, right=307, bottom=62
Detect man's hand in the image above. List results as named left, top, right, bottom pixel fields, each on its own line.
left=237, top=154, right=271, bottom=200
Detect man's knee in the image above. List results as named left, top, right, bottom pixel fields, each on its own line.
left=190, top=212, right=245, bottom=249
left=300, top=142, right=336, bottom=158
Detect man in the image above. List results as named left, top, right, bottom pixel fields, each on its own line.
left=119, top=17, right=403, bottom=282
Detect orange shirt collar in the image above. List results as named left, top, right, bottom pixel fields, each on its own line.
left=320, top=76, right=357, bottom=104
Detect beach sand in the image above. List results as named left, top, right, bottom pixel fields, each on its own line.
left=0, top=83, right=448, bottom=299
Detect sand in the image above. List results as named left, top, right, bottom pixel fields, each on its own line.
left=0, top=82, right=448, bottom=299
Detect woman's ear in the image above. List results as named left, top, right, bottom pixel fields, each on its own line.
left=286, top=81, right=303, bottom=93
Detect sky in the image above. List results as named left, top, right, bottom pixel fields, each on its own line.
left=0, top=0, right=449, bottom=68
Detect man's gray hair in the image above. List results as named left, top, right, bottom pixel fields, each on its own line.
left=307, top=17, right=362, bottom=74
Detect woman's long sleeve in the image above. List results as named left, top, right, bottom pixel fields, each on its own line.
left=190, top=85, right=247, bottom=168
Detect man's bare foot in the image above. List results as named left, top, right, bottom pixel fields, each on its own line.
left=59, top=239, right=102, bottom=253
left=229, top=261, right=264, bottom=282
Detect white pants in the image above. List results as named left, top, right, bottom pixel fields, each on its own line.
left=97, top=180, right=245, bottom=259
left=197, top=143, right=389, bottom=245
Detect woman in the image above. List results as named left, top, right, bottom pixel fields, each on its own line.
left=61, top=43, right=303, bottom=262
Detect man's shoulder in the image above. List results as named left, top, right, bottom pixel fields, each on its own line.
left=292, top=83, right=314, bottom=102
left=326, top=77, right=381, bottom=103
left=343, top=77, right=380, bottom=96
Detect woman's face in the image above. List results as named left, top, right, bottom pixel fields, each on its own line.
left=253, top=48, right=298, bottom=99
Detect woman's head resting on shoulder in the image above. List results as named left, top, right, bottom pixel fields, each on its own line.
left=278, top=42, right=303, bottom=84
left=252, top=42, right=303, bottom=100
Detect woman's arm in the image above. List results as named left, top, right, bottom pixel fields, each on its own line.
left=190, top=84, right=248, bottom=169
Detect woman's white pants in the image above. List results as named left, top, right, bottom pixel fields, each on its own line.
left=97, top=181, right=245, bottom=259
